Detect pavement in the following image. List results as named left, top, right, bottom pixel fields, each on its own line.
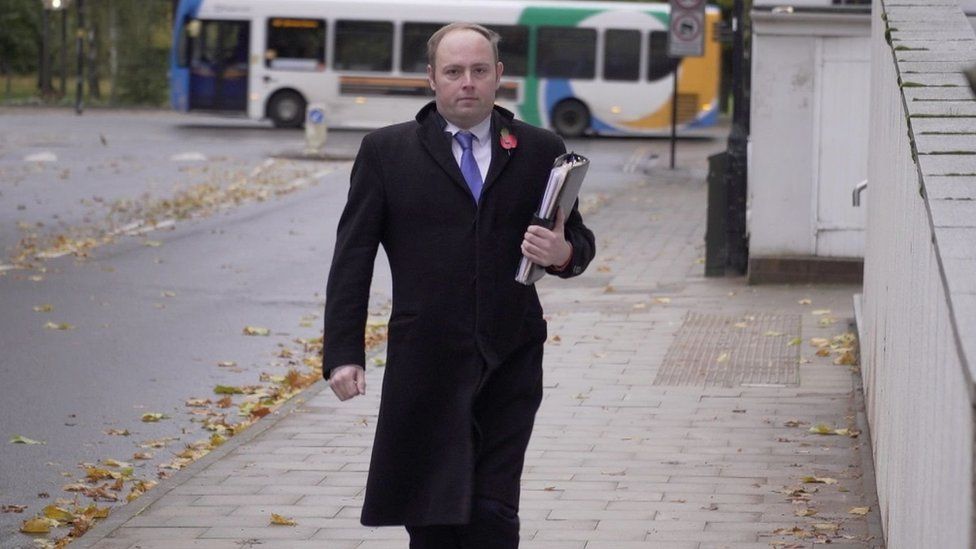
left=69, top=148, right=885, bottom=549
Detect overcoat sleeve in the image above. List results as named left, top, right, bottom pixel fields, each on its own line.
left=322, top=136, right=385, bottom=378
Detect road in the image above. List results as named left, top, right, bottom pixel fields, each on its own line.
left=0, top=107, right=721, bottom=547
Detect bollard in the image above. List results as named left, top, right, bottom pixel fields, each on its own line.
left=304, top=103, right=328, bottom=156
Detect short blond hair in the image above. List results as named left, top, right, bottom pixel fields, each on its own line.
left=427, top=22, right=500, bottom=69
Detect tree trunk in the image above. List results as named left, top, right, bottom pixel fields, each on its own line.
left=108, top=0, right=117, bottom=104
left=87, top=1, right=100, bottom=100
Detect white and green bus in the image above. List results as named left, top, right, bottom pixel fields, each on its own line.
left=169, top=0, right=721, bottom=136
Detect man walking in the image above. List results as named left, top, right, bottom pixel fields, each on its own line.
left=323, top=22, right=595, bottom=548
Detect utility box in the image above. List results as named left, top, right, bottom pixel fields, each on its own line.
left=747, top=5, right=870, bottom=283
left=304, top=104, right=328, bottom=155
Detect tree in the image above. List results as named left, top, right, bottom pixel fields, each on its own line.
left=0, top=0, right=42, bottom=95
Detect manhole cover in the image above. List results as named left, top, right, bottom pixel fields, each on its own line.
left=653, top=312, right=801, bottom=387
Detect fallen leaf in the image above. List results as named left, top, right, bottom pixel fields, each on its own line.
left=815, top=348, right=831, bottom=357
left=834, top=350, right=857, bottom=366
left=243, top=326, right=270, bottom=336
left=132, top=452, right=153, bottom=460
left=216, top=396, right=233, bottom=408
left=733, top=322, right=749, bottom=329
left=809, top=337, right=830, bottom=347
left=818, top=317, right=836, bottom=327
left=62, top=483, right=88, bottom=492
left=783, top=420, right=807, bottom=428
left=813, top=522, right=840, bottom=532
left=716, top=352, right=730, bottom=364
left=798, top=298, right=812, bottom=305
left=812, top=309, right=832, bottom=316
left=795, top=507, right=818, bottom=517
left=764, top=331, right=784, bottom=337
left=43, top=322, right=74, bottom=331
left=143, top=240, right=162, bottom=247
left=140, top=413, right=167, bottom=422
left=185, top=398, right=210, bottom=407
left=19, top=517, right=56, bottom=534
left=161, top=291, right=176, bottom=298
left=654, top=297, right=671, bottom=304
left=214, top=385, right=244, bottom=395
left=217, top=360, right=237, bottom=367
left=270, top=513, right=297, bottom=526
left=808, top=423, right=837, bottom=435
left=104, top=429, right=130, bottom=436
left=849, top=506, right=870, bottom=515
left=10, top=435, right=45, bottom=445
left=42, top=505, right=75, bottom=522
left=801, top=476, right=838, bottom=485
left=787, top=337, right=802, bottom=346
left=33, top=304, right=54, bottom=313
left=1, top=505, right=27, bottom=513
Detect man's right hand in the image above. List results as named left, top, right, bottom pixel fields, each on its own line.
left=329, top=364, right=366, bottom=401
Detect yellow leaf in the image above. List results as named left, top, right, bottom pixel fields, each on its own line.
left=132, top=452, right=153, bottom=460
left=815, top=348, right=831, bottom=357
left=849, top=506, right=871, bottom=515
left=20, top=517, right=55, bottom=534
left=43, top=322, right=74, bottom=331
left=654, top=297, right=671, bottom=304
left=270, top=513, right=297, bottom=526
left=243, top=326, right=271, bottom=336
left=143, top=240, right=162, bottom=247
left=818, top=317, right=836, bottom=327
left=733, top=321, right=749, bottom=329
left=801, top=476, right=838, bottom=485
left=834, top=350, right=857, bottom=366
left=185, top=398, right=210, bottom=407
left=764, top=331, right=783, bottom=337
left=716, top=352, right=730, bottom=364
left=103, top=459, right=131, bottom=468
left=809, top=337, right=830, bottom=347
left=33, top=304, right=54, bottom=313
left=795, top=508, right=817, bottom=517
left=104, top=428, right=130, bottom=436
left=787, top=337, right=802, bottom=346
left=813, top=522, right=840, bottom=532
left=9, top=435, right=45, bottom=445
left=42, top=505, right=75, bottom=523
left=808, top=423, right=837, bottom=435
left=214, top=385, right=244, bottom=395
left=798, top=298, right=812, bottom=305
left=62, top=483, right=87, bottom=492
left=141, top=413, right=167, bottom=422
left=812, top=309, right=832, bottom=316
left=217, top=360, right=237, bottom=367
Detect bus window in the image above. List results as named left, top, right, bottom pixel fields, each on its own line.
left=536, top=27, right=596, bottom=79
left=402, top=22, right=445, bottom=73
left=266, top=18, right=325, bottom=70
left=485, top=25, right=528, bottom=77
left=603, top=29, right=640, bottom=81
left=335, top=20, right=394, bottom=72
left=647, top=30, right=680, bottom=81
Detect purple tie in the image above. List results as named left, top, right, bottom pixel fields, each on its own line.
left=454, top=131, right=483, bottom=201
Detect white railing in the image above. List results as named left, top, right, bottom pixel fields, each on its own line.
left=861, top=0, right=976, bottom=547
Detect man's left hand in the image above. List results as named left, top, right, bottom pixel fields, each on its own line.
left=522, top=208, right=572, bottom=268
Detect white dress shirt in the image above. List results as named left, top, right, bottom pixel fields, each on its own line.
left=444, top=115, right=492, bottom=184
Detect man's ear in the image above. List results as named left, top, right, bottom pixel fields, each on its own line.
left=427, top=64, right=436, bottom=91
left=495, top=61, right=504, bottom=88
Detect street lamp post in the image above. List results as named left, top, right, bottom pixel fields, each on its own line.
left=724, top=0, right=750, bottom=274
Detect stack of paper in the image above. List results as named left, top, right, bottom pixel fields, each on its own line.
left=515, top=152, right=590, bottom=285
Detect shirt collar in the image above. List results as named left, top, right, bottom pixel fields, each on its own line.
left=444, top=115, right=492, bottom=144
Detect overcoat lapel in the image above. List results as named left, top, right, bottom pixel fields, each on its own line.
left=484, top=110, right=513, bottom=194
left=416, top=109, right=472, bottom=199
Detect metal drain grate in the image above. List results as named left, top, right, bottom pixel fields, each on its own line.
left=653, top=312, right=802, bottom=387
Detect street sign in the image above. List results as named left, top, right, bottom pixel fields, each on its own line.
left=668, top=0, right=706, bottom=58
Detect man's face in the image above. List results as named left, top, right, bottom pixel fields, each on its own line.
left=427, top=29, right=503, bottom=130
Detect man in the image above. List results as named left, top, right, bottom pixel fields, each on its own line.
left=323, top=22, right=595, bottom=548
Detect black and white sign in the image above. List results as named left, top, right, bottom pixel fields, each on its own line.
left=668, top=0, right=705, bottom=57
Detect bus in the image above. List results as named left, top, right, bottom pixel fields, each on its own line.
left=169, top=0, right=721, bottom=136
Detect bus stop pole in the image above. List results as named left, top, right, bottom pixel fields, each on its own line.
left=670, top=68, right=678, bottom=170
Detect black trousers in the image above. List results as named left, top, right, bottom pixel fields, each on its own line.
left=406, top=343, right=544, bottom=549
left=406, top=496, right=519, bottom=549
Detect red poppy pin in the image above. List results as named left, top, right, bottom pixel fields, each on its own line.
left=500, top=128, right=517, bottom=150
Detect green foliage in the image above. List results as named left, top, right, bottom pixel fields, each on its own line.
left=0, top=0, right=42, bottom=74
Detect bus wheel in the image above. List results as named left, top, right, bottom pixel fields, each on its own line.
left=551, top=99, right=590, bottom=138
left=268, top=91, right=306, bottom=128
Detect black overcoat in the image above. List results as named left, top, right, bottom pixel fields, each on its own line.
left=323, top=102, right=595, bottom=526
